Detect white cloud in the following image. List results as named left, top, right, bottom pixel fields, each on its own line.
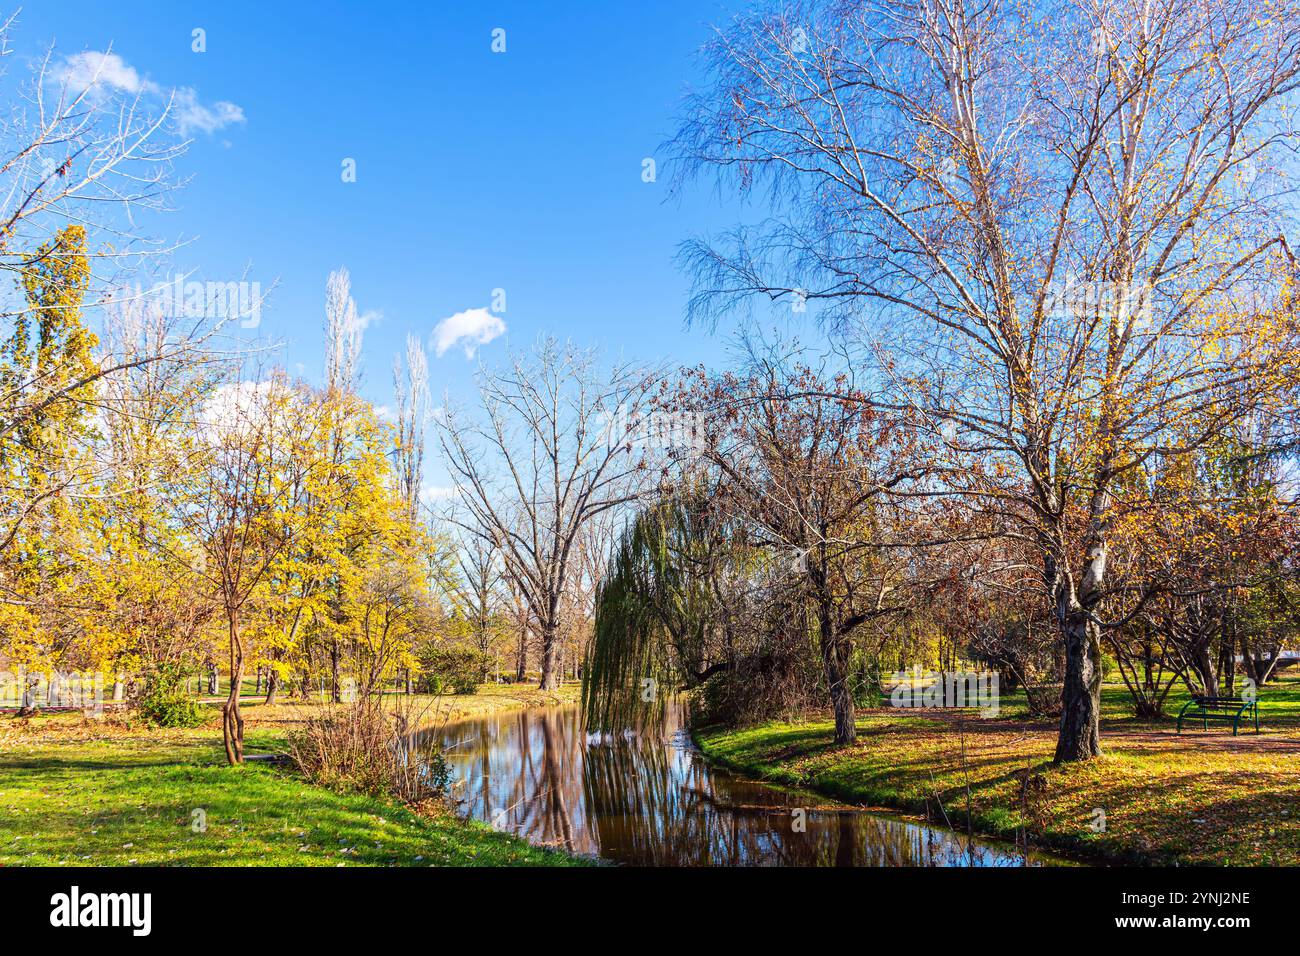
left=53, top=51, right=244, bottom=137
left=172, top=87, right=245, bottom=136
left=198, top=379, right=283, bottom=442
left=420, top=484, right=458, bottom=504
left=56, top=51, right=146, bottom=95
left=202, top=379, right=273, bottom=419
left=432, top=307, right=505, bottom=359
left=357, top=309, right=383, bottom=331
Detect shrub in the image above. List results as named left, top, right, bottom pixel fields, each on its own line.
left=1025, top=683, right=1064, bottom=719
left=136, top=663, right=205, bottom=728
left=691, top=636, right=825, bottom=727
left=287, top=698, right=449, bottom=803
left=418, top=647, right=490, bottom=695
left=853, top=658, right=884, bottom=707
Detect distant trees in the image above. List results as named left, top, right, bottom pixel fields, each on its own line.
left=927, top=535, right=1062, bottom=707
left=1118, top=424, right=1299, bottom=701
left=0, top=241, right=454, bottom=763
left=672, top=0, right=1300, bottom=760
left=393, top=332, right=431, bottom=523
left=436, top=339, right=658, bottom=690
left=0, top=16, right=251, bottom=719
left=443, top=536, right=508, bottom=681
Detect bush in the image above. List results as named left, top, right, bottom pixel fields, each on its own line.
left=418, top=647, right=490, bottom=695
left=853, top=658, right=884, bottom=707
left=692, top=639, right=825, bottom=727
left=1025, top=683, right=1064, bottom=719
left=287, top=698, right=449, bottom=802
left=135, top=663, right=205, bottom=728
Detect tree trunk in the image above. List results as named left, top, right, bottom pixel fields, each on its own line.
left=1239, top=633, right=1260, bottom=686
left=222, top=611, right=246, bottom=765
left=1220, top=631, right=1236, bottom=697
left=1189, top=642, right=1219, bottom=697
left=330, top=640, right=342, bottom=703
left=1055, top=607, right=1102, bottom=762
left=112, top=674, right=124, bottom=702
left=539, top=622, right=560, bottom=690
left=297, top=650, right=313, bottom=699
left=264, top=668, right=279, bottom=706
left=820, top=633, right=856, bottom=746
left=207, top=665, right=218, bottom=696
left=827, top=656, right=855, bottom=746
left=16, top=672, right=40, bottom=717
left=515, top=626, right=527, bottom=682
left=810, top=566, right=856, bottom=745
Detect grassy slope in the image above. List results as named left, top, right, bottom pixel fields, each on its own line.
left=0, top=691, right=585, bottom=867
left=695, top=676, right=1300, bottom=866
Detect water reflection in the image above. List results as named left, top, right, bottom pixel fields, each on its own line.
left=415, top=703, right=1054, bottom=867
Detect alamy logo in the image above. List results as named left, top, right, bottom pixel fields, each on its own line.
left=133, top=274, right=263, bottom=328
left=49, top=886, right=151, bottom=937
left=889, top=668, right=1000, bottom=717
left=1, top=669, right=104, bottom=714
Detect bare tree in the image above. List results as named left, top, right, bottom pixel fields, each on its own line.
left=393, top=333, right=430, bottom=522
left=0, top=22, right=242, bottom=558
left=0, top=19, right=192, bottom=425
left=673, top=352, right=926, bottom=743
left=436, top=338, right=657, bottom=690
left=507, top=576, right=535, bottom=681
left=673, top=0, right=1300, bottom=760
left=0, top=28, right=185, bottom=285
left=324, top=268, right=363, bottom=395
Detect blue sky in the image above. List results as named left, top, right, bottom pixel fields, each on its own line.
left=13, top=1, right=769, bottom=451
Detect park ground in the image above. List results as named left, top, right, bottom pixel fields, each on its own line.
left=695, top=675, right=1300, bottom=866
left=0, top=682, right=585, bottom=867
left=6, top=676, right=1299, bottom=867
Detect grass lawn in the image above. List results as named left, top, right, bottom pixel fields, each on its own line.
left=694, top=674, right=1300, bottom=866
left=0, top=686, right=587, bottom=867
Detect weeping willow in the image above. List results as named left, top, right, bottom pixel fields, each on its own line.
left=582, top=487, right=731, bottom=732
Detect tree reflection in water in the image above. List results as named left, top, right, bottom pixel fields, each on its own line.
left=414, top=703, right=1053, bottom=867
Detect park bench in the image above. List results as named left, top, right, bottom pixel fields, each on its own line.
left=1176, top=696, right=1259, bottom=735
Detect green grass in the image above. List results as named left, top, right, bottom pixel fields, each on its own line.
left=695, top=674, right=1300, bottom=866
left=0, top=722, right=585, bottom=867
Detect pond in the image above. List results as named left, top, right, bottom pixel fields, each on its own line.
left=414, top=702, right=1064, bottom=867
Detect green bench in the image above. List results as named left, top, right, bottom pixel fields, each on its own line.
left=1176, top=696, right=1259, bottom=735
